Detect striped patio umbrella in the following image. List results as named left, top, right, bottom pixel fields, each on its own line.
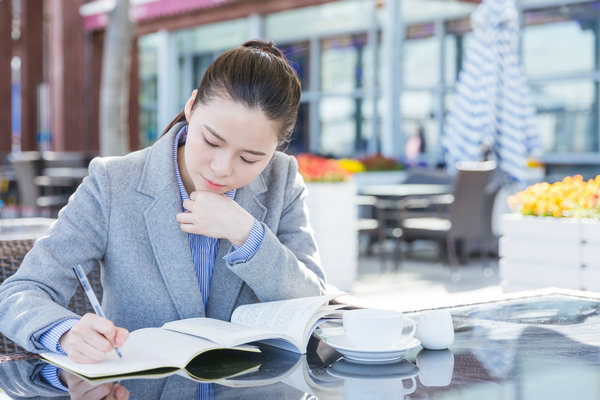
left=441, top=0, right=542, bottom=184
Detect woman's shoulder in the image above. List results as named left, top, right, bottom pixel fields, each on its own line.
left=261, top=151, right=298, bottom=181
left=87, top=146, right=153, bottom=182
left=269, top=151, right=299, bottom=170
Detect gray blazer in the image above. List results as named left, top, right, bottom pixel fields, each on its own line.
left=0, top=122, right=326, bottom=352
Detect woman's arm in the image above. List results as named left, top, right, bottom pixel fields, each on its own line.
left=226, top=155, right=327, bottom=301
left=0, top=158, right=112, bottom=352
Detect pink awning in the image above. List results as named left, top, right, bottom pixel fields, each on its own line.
left=82, top=0, right=238, bottom=31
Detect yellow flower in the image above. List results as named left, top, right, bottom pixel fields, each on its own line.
left=509, top=174, right=600, bottom=219
left=337, top=158, right=366, bottom=173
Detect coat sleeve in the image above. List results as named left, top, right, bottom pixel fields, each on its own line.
left=226, top=155, right=327, bottom=301
left=0, top=158, right=111, bottom=352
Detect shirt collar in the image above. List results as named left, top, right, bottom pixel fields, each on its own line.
left=173, top=125, right=235, bottom=205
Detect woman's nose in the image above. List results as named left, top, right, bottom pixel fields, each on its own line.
left=210, top=153, right=233, bottom=177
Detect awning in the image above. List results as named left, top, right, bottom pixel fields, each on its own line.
left=80, top=0, right=238, bottom=31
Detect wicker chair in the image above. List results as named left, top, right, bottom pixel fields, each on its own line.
left=0, top=218, right=102, bottom=354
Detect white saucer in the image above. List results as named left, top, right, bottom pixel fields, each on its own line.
left=324, top=335, right=421, bottom=364
left=327, top=358, right=420, bottom=380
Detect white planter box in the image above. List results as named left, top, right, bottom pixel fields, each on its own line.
left=305, top=181, right=358, bottom=292
left=499, top=214, right=600, bottom=292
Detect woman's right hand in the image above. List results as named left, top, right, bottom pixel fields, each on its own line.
left=61, top=370, right=129, bottom=400
left=59, top=313, right=129, bottom=363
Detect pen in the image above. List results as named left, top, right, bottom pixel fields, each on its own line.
left=73, top=264, right=123, bottom=359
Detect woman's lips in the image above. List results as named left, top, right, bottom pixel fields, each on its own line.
left=203, top=176, right=225, bottom=190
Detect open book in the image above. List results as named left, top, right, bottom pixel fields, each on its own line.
left=40, top=294, right=344, bottom=383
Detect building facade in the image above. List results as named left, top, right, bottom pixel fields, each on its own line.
left=5, top=0, right=600, bottom=178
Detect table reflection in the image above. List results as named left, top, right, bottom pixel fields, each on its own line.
left=1, top=290, right=600, bottom=399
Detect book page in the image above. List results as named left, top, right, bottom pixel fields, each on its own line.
left=230, top=295, right=338, bottom=350
left=40, top=328, right=256, bottom=381
left=162, top=318, right=296, bottom=350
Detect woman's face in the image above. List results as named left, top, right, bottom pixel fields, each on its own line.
left=181, top=93, right=280, bottom=195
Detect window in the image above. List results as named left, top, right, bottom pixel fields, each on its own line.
left=321, top=34, right=369, bottom=92
left=138, top=34, right=159, bottom=148
left=404, top=24, right=439, bottom=88
left=279, top=42, right=310, bottom=90
left=530, top=80, right=598, bottom=153
left=522, top=6, right=598, bottom=78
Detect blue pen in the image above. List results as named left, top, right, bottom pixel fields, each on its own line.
left=73, top=264, right=123, bottom=359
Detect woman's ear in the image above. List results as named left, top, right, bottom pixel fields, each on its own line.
left=184, top=90, right=198, bottom=121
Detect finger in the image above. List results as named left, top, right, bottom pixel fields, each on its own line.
left=179, top=223, right=199, bottom=235
left=113, top=327, right=129, bottom=347
left=63, top=333, right=107, bottom=363
left=183, top=199, right=195, bottom=210
left=62, top=371, right=88, bottom=391
left=69, top=347, right=105, bottom=364
left=78, top=313, right=118, bottom=339
left=110, top=385, right=130, bottom=400
left=80, top=321, right=119, bottom=353
left=68, top=316, right=121, bottom=360
left=78, top=383, right=112, bottom=400
left=176, top=212, right=194, bottom=224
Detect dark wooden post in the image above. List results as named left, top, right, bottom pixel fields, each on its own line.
left=19, top=0, right=44, bottom=151
left=48, top=0, right=85, bottom=151
left=0, top=0, right=11, bottom=160
left=129, top=37, right=139, bottom=151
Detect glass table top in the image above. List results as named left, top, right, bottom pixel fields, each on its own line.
left=1, top=290, right=599, bottom=399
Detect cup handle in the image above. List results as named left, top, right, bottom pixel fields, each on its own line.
left=404, top=318, right=417, bottom=338
left=403, top=377, right=417, bottom=394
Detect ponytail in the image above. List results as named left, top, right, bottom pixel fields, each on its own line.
left=160, top=110, right=186, bottom=138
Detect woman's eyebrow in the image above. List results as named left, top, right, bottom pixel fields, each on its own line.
left=203, top=124, right=267, bottom=156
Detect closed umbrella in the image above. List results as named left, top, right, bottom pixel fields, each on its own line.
left=441, top=0, right=542, bottom=184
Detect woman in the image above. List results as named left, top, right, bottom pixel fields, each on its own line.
left=0, top=40, right=326, bottom=370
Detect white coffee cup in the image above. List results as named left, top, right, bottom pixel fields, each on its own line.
left=343, top=309, right=416, bottom=350
left=416, top=349, right=454, bottom=387
left=415, top=309, right=454, bottom=350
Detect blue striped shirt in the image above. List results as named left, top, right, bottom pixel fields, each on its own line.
left=39, top=125, right=265, bottom=393
left=173, top=125, right=265, bottom=305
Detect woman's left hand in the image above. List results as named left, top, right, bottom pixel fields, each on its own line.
left=176, top=190, right=254, bottom=246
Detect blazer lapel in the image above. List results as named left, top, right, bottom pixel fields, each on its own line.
left=138, top=123, right=205, bottom=320
left=206, top=174, right=268, bottom=320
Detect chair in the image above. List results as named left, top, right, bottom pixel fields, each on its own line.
left=6, top=152, right=44, bottom=210
left=0, top=218, right=102, bottom=354
left=402, top=167, right=455, bottom=185
left=7, top=152, right=93, bottom=217
left=357, top=195, right=403, bottom=270
left=42, top=151, right=95, bottom=168
left=397, top=161, right=498, bottom=270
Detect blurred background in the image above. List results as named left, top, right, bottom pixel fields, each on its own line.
left=2, top=0, right=599, bottom=175
left=1, top=0, right=600, bottom=307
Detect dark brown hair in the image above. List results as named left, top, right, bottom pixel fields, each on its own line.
left=161, top=40, right=301, bottom=148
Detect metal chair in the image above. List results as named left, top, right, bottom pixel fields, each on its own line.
left=402, top=167, right=456, bottom=185
left=398, top=161, right=498, bottom=271
left=0, top=218, right=102, bottom=354
left=7, top=152, right=94, bottom=217
left=356, top=195, right=403, bottom=270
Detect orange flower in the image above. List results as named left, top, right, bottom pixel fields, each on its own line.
left=508, top=174, right=600, bottom=218
left=295, top=154, right=351, bottom=183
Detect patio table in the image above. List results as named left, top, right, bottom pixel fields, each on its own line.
left=0, top=288, right=598, bottom=399
left=358, top=183, right=452, bottom=199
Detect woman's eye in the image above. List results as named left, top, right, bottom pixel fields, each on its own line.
left=241, top=157, right=258, bottom=165
left=204, top=138, right=218, bottom=148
